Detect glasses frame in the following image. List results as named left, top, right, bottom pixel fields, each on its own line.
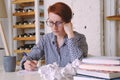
left=46, top=18, right=64, bottom=27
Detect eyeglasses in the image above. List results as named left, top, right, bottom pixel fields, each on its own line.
left=46, top=20, right=64, bottom=27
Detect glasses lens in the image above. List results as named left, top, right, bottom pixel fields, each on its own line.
left=55, top=21, right=63, bottom=27
left=46, top=21, right=53, bottom=27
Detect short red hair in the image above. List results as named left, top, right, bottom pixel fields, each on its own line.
left=48, top=2, right=72, bottom=23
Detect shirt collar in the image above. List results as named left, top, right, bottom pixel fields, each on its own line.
left=51, top=33, right=68, bottom=46
left=51, top=33, right=56, bottom=44
left=63, top=35, right=68, bottom=45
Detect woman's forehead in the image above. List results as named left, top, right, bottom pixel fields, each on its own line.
left=48, top=13, right=62, bottom=21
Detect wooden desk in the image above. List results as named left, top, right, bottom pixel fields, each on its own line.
left=0, top=70, right=44, bottom=80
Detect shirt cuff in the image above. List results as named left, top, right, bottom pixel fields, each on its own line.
left=21, top=61, right=26, bottom=70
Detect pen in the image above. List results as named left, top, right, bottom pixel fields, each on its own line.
left=23, top=52, right=38, bottom=71
left=23, top=52, right=32, bottom=61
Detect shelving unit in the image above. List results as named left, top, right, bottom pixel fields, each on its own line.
left=11, top=0, right=45, bottom=64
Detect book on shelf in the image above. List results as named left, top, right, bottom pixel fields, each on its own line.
left=73, top=74, right=104, bottom=80
left=76, top=69, right=120, bottom=79
left=79, top=63, right=120, bottom=72
left=82, top=56, right=120, bottom=65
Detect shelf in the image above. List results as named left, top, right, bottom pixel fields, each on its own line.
left=40, top=59, right=45, bottom=65
left=13, top=24, right=35, bottom=29
left=14, top=50, right=30, bottom=53
left=19, top=1, right=43, bottom=7
left=12, top=0, right=34, bottom=4
left=13, top=24, right=44, bottom=29
left=13, top=36, right=35, bottom=41
left=16, top=61, right=20, bottom=66
left=13, top=11, right=35, bottom=17
left=19, top=2, right=35, bottom=7
left=13, top=11, right=44, bottom=17
left=106, top=15, right=120, bottom=21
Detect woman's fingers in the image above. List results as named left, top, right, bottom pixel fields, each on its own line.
left=24, top=60, right=38, bottom=71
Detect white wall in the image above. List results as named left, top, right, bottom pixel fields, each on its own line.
left=116, top=0, right=120, bottom=56
left=104, top=0, right=119, bottom=56
left=45, top=0, right=104, bottom=56
left=118, top=0, right=120, bottom=56
left=72, top=0, right=104, bottom=56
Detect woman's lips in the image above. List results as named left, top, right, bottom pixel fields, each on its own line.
left=53, top=31, right=59, bottom=33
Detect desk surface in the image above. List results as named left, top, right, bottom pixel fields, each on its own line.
left=0, top=70, right=44, bottom=80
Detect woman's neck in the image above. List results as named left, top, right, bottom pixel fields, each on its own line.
left=56, top=33, right=66, bottom=48
left=56, top=32, right=66, bottom=39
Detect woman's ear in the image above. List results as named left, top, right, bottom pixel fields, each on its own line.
left=72, top=13, right=74, bottom=19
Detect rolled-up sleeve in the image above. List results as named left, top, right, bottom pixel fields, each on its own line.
left=20, top=36, right=45, bottom=69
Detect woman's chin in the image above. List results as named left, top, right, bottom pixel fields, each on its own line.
left=53, top=31, right=59, bottom=36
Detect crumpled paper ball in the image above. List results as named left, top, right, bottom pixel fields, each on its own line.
left=61, top=63, right=76, bottom=80
left=71, top=59, right=82, bottom=69
left=38, top=59, right=82, bottom=80
left=38, top=62, right=63, bottom=80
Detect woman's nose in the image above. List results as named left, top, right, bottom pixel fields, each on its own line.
left=52, top=24, right=58, bottom=29
left=53, top=23, right=58, bottom=27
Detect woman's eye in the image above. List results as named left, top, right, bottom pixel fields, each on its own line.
left=56, top=21, right=62, bottom=25
left=49, top=21, right=54, bottom=24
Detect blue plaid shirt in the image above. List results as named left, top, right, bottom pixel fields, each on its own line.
left=20, top=31, right=88, bottom=68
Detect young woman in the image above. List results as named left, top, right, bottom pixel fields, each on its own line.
left=20, top=2, right=88, bottom=71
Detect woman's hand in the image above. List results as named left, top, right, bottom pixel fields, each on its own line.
left=24, top=60, right=38, bottom=71
left=64, top=22, right=74, bottom=39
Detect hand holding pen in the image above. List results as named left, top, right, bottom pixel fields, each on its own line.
left=23, top=52, right=38, bottom=71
